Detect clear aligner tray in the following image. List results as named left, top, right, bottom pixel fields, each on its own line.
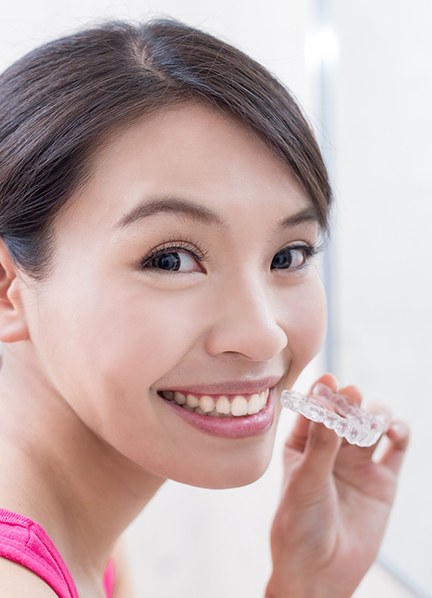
left=280, top=383, right=390, bottom=447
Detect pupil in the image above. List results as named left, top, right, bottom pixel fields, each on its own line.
left=272, top=249, right=292, bottom=269
left=155, top=252, right=181, bottom=270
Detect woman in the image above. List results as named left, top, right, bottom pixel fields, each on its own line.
left=0, top=17, right=409, bottom=597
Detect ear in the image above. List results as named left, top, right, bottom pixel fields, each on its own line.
left=0, top=238, right=30, bottom=343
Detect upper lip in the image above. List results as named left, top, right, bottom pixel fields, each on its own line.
left=158, top=375, right=284, bottom=396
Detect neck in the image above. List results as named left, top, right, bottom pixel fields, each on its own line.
left=0, top=348, right=166, bottom=592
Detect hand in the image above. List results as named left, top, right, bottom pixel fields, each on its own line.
left=266, top=373, right=409, bottom=598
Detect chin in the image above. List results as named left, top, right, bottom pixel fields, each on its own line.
left=173, top=449, right=273, bottom=490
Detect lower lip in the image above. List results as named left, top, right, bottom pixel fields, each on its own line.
left=158, top=388, right=276, bottom=439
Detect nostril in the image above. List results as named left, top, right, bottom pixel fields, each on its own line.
left=204, top=320, right=288, bottom=362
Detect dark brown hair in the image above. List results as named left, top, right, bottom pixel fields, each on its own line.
left=0, top=17, right=332, bottom=281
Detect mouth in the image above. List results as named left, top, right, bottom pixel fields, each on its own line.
left=157, top=388, right=271, bottom=418
left=154, top=374, right=283, bottom=439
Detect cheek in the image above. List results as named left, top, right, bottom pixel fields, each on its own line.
left=80, top=286, right=208, bottom=393
left=27, top=281, right=209, bottom=452
left=284, top=275, right=327, bottom=370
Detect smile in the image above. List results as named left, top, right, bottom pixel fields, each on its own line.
left=158, top=388, right=270, bottom=418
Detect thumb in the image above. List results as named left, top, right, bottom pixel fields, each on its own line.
left=297, top=421, right=342, bottom=490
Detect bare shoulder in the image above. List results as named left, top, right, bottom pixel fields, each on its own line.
left=0, top=557, right=58, bottom=597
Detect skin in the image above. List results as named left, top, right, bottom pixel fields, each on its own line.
left=0, top=101, right=410, bottom=597
left=266, top=374, right=409, bottom=598
left=0, top=101, right=328, bottom=596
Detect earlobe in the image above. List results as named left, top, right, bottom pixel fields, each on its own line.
left=0, top=239, right=30, bottom=343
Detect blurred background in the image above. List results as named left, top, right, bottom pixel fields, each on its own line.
left=0, top=1, right=430, bottom=596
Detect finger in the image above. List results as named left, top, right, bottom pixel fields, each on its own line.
left=308, top=372, right=339, bottom=395
left=379, top=420, right=410, bottom=475
left=285, top=413, right=311, bottom=452
left=284, top=373, right=338, bottom=453
left=299, top=420, right=342, bottom=488
left=335, top=384, right=365, bottom=449
left=337, top=384, right=363, bottom=407
left=347, top=401, right=393, bottom=460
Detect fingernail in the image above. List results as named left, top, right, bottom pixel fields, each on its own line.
left=311, top=383, right=333, bottom=399
left=389, top=421, right=409, bottom=438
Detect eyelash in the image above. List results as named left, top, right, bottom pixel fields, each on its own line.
left=276, top=243, right=323, bottom=270
left=140, top=237, right=326, bottom=273
left=141, top=239, right=210, bottom=268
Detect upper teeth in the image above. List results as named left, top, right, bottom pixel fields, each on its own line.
left=159, top=389, right=270, bottom=417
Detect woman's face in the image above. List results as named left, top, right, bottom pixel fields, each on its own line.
left=23, top=102, right=327, bottom=488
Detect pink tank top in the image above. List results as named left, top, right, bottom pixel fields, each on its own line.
left=0, top=508, right=115, bottom=597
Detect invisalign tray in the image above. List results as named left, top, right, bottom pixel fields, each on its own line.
left=280, top=383, right=390, bottom=447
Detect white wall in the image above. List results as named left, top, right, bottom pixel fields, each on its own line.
left=333, top=0, right=432, bottom=594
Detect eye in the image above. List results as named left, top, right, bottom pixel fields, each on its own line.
left=141, top=241, right=207, bottom=274
left=271, top=244, right=317, bottom=271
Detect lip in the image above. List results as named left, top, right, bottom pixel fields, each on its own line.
left=157, top=375, right=283, bottom=397
left=158, top=386, right=277, bottom=439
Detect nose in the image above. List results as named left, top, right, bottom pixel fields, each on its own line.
left=204, top=277, right=288, bottom=362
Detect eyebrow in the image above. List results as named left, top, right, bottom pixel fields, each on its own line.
left=114, top=194, right=320, bottom=231
left=115, top=195, right=227, bottom=229
left=279, top=205, right=320, bottom=229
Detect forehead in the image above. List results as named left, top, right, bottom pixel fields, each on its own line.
left=61, top=101, right=314, bottom=235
